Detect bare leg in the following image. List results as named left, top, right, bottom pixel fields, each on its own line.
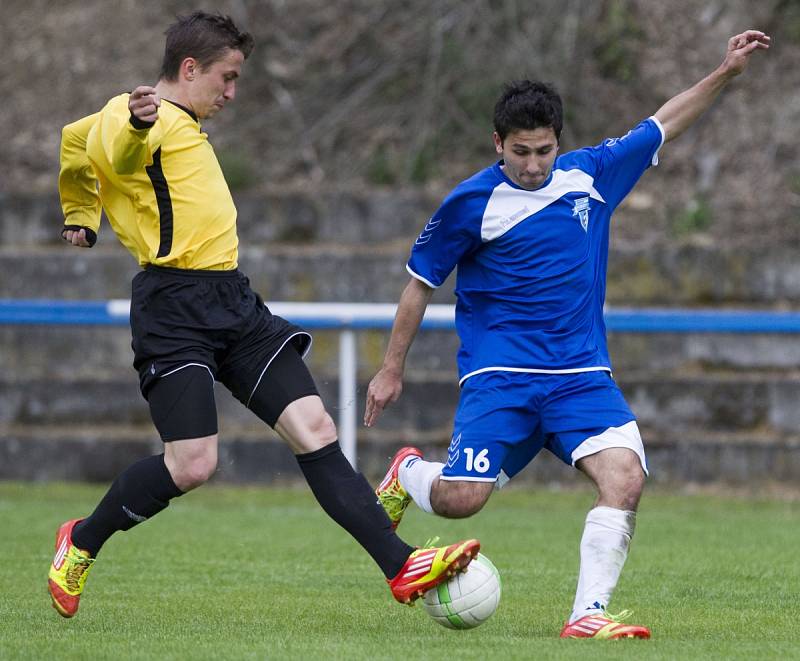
left=568, top=447, right=645, bottom=622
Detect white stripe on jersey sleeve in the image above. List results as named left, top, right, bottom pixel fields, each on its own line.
left=647, top=115, right=666, bottom=166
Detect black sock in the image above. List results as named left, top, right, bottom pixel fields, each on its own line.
left=72, top=453, right=183, bottom=557
left=296, top=441, right=414, bottom=578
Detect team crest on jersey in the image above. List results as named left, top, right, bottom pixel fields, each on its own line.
left=572, top=196, right=590, bottom=232
left=446, top=433, right=461, bottom=468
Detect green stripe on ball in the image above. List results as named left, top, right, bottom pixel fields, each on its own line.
left=437, top=580, right=468, bottom=629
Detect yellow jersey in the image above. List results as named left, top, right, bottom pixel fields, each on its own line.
left=59, top=94, right=238, bottom=269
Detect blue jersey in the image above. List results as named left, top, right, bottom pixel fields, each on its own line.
left=407, top=117, right=665, bottom=385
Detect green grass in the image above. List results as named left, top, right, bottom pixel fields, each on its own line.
left=2, top=482, right=798, bottom=660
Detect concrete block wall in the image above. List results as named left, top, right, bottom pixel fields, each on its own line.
left=2, top=191, right=799, bottom=485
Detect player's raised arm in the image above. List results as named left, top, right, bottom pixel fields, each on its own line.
left=110, top=85, right=161, bottom=175
left=655, top=30, right=770, bottom=143
left=364, top=277, right=434, bottom=427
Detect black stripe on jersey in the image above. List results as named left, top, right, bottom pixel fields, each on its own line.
left=145, top=148, right=174, bottom=258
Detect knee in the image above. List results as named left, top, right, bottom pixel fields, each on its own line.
left=431, top=481, right=492, bottom=518
left=308, top=410, right=338, bottom=445
left=275, top=397, right=339, bottom=454
left=605, top=456, right=645, bottom=509
left=170, top=447, right=218, bottom=491
left=622, top=457, right=646, bottom=495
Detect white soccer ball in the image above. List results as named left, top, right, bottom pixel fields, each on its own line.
left=422, top=552, right=501, bottom=629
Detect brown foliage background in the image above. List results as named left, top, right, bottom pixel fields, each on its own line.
left=3, top=0, right=799, bottom=244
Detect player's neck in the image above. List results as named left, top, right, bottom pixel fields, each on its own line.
left=155, top=80, right=194, bottom=116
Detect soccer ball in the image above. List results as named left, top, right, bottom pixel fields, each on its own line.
left=421, top=552, right=501, bottom=629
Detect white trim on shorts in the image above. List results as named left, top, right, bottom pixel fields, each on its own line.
left=439, top=475, right=496, bottom=483
left=494, top=420, right=648, bottom=490
left=159, top=362, right=214, bottom=380
left=571, top=420, right=649, bottom=475
left=245, top=331, right=313, bottom=408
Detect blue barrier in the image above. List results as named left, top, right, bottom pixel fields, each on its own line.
left=1, top=299, right=800, bottom=333
left=0, top=300, right=125, bottom=326
left=4, top=298, right=797, bottom=468
left=604, top=309, right=800, bottom=333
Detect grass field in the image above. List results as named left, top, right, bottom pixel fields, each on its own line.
left=1, top=481, right=798, bottom=660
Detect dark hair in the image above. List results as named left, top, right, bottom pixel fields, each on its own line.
left=493, top=80, right=563, bottom=142
left=159, top=11, right=255, bottom=81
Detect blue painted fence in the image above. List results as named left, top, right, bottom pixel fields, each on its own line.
left=4, top=298, right=798, bottom=466
left=2, top=299, right=800, bottom=333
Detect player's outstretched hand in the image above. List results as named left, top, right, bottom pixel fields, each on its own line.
left=722, top=30, right=770, bottom=77
left=364, top=368, right=403, bottom=427
left=128, top=85, right=161, bottom=123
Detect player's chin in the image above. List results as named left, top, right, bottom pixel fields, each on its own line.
left=202, top=104, right=224, bottom=119
left=520, top=176, right=545, bottom=190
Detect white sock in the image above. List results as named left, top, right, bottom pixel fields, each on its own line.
left=569, top=506, right=636, bottom=624
left=398, top=457, right=444, bottom=514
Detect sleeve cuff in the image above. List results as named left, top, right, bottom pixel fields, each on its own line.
left=406, top=264, right=439, bottom=289
left=647, top=116, right=666, bottom=166
left=129, top=114, right=155, bottom=130
left=61, top=225, right=98, bottom=247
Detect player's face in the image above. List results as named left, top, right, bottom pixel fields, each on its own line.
left=188, top=49, right=244, bottom=119
left=494, top=127, right=559, bottom=190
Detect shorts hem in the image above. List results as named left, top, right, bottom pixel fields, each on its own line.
left=160, top=429, right=219, bottom=443
left=245, top=331, right=313, bottom=407
left=160, top=362, right=214, bottom=379
left=439, top=475, right=497, bottom=483
left=570, top=421, right=649, bottom=476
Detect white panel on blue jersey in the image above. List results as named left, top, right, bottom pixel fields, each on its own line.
left=480, top=169, right=606, bottom=242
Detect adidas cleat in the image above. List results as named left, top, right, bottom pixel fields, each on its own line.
left=48, top=519, right=95, bottom=618
left=375, top=446, right=423, bottom=530
left=389, top=538, right=480, bottom=604
left=560, top=609, right=651, bottom=639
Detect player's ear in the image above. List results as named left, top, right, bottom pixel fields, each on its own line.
left=492, top=132, right=503, bottom=155
left=182, top=57, right=198, bottom=81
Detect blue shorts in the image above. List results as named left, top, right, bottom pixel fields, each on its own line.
left=441, top=370, right=639, bottom=484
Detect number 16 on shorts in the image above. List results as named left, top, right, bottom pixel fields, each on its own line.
left=443, top=433, right=497, bottom=481
left=464, top=448, right=491, bottom=473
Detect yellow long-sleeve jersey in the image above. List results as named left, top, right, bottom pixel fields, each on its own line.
left=59, top=94, right=238, bottom=269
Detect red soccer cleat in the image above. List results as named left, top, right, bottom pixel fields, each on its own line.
left=560, top=610, right=651, bottom=639
left=389, top=538, right=480, bottom=604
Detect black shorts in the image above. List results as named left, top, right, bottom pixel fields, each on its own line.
left=131, top=265, right=312, bottom=408
left=148, top=343, right=319, bottom=440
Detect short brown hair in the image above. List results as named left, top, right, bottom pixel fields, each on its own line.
left=159, top=11, right=254, bottom=81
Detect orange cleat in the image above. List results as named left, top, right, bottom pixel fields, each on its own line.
left=560, top=610, right=651, bottom=639
left=389, top=538, right=480, bottom=604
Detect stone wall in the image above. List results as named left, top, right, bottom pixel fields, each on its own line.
left=2, top=191, right=800, bottom=486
